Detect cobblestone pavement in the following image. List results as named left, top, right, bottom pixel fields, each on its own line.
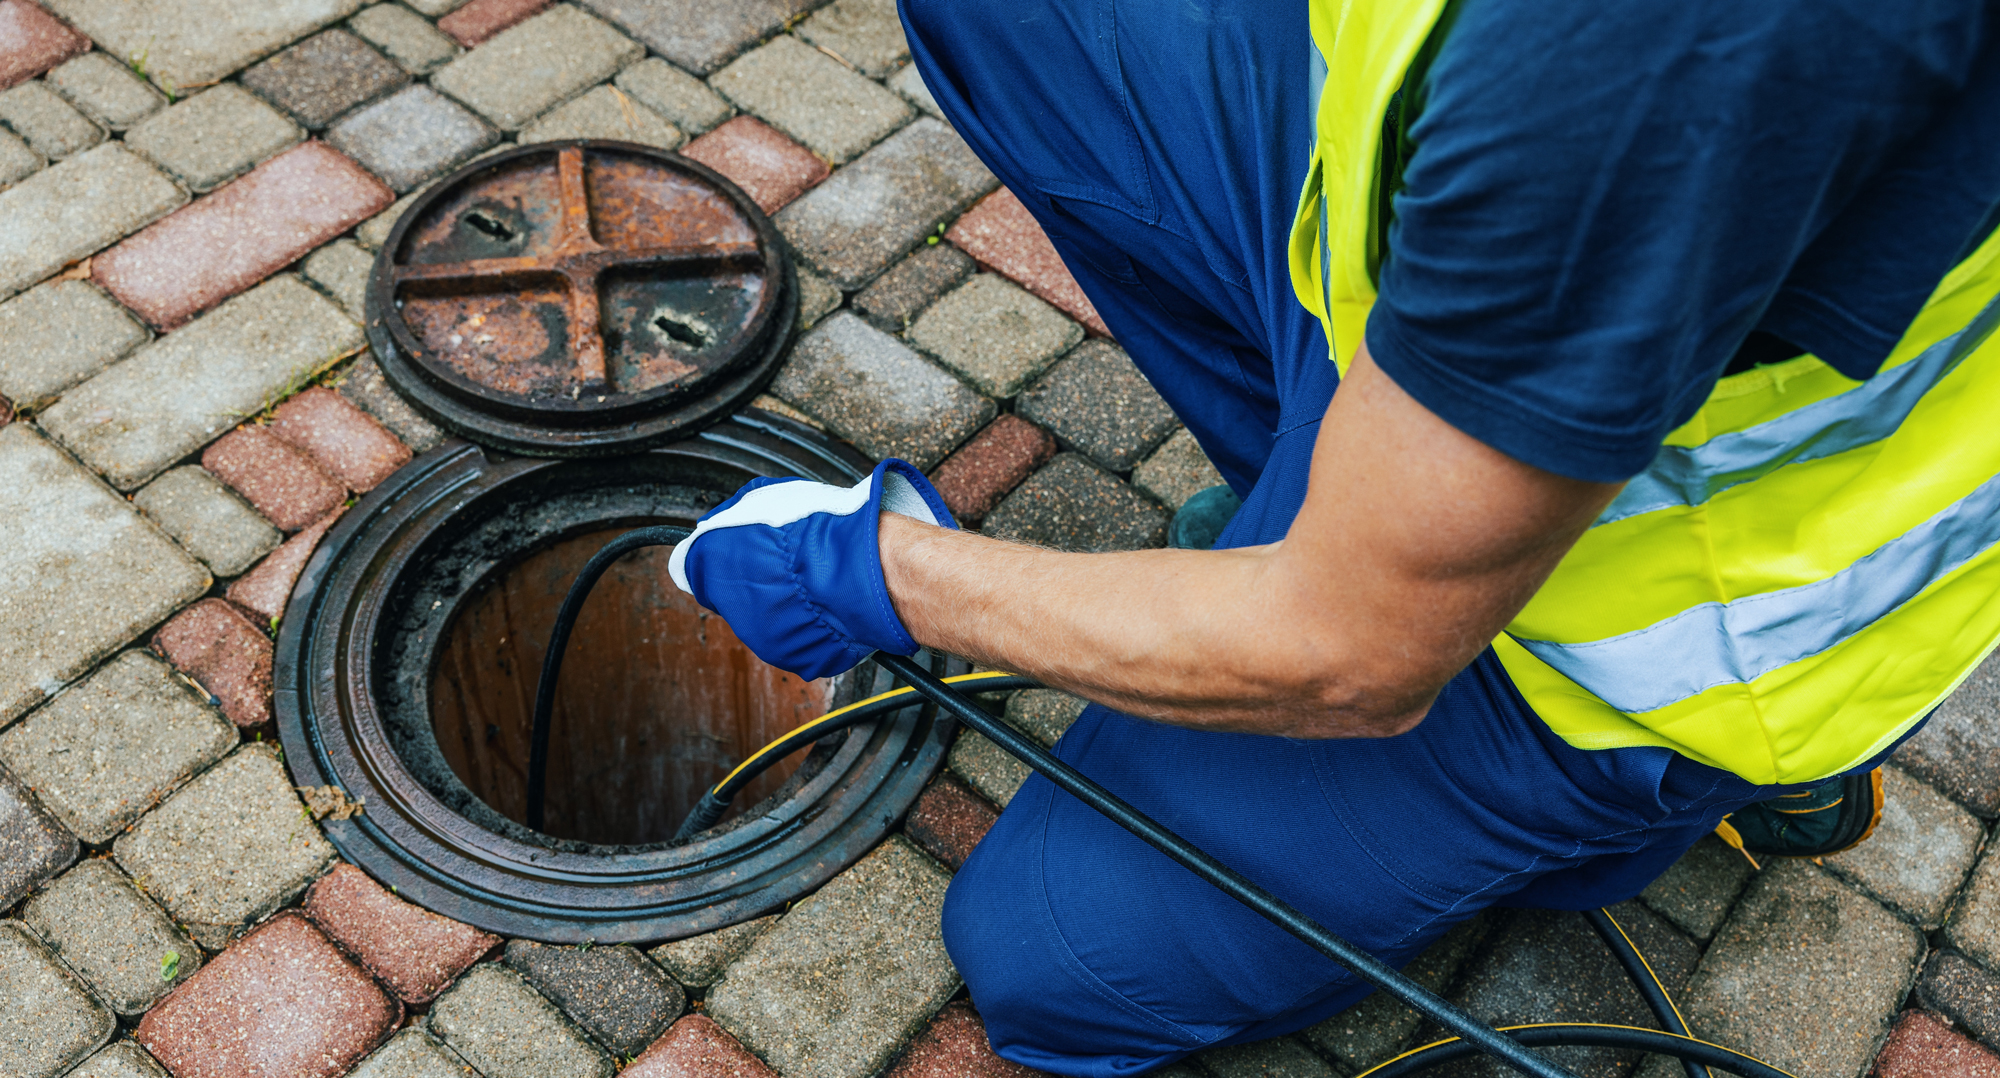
left=0, top=2, right=1997, bottom=1077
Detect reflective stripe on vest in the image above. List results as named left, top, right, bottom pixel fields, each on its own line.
left=1290, top=0, right=2000, bottom=784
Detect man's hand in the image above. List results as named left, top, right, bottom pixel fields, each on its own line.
left=670, top=459, right=957, bottom=681
left=877, top=343, right=1623, bottom=738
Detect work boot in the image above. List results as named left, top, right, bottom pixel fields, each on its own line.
left=1168, top=485, right=1242, bottom=550
left=1714, top=768, right=1885, bottom=864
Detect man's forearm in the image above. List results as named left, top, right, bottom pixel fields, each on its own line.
left=878, top=515, right=1433, bottom=737
left=873, top=347, right=1620, bottom=740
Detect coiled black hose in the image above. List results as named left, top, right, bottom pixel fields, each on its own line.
left=526, top=531, right=1799, bottom=1078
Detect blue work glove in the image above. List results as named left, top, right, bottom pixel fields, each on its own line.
left=668, top=459, right=957, bottom=681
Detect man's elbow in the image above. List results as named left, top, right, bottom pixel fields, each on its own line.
left=1280, top=668, right=1440, bottom=739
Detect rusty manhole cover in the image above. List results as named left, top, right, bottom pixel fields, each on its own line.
left=364, top=140, right=795, bottom=456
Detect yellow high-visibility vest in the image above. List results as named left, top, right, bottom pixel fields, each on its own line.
left=1289, top=0, right=2000, bottom=785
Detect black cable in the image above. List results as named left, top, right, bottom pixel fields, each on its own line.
left=872, top=652, right=1584, bottom=1078
left=670, top=672, right=1042, bottom=842
left=1583, top=907, right=1713, bottom=1078
left=526, top=534, right=1791, bottom=1078
left=1354, top=1024, right=1794, bottom=1078
left=525, top=525, right=688, bottom=832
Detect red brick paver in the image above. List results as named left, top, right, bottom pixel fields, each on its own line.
left=905, top=773, right=998, bottom=871
left=226, top=505, right=346, bottom=622
left=136, top=912, right=402, bottom=1078
left=627, top=1014, right=780, bottom=1078
left=203, top=424, right=347, bottom=532
left=154, top=598, right=275, bottom=728
left=438, top=0, right=553, bottom=46
left=930, top=415, right=1058, bottom=526
left=683, top=116, right=831, bottom=215
left=270, top=387, right=411, bottom=493
left=887, top=1001, right=1051, bottom=1078
left=304, top=863, right=501, bottom=1005
left=94, top=141, right=393, bottom=329
left=0, top=1, right=88, bottom=91
left=1875, top=1011, right=2000, bottom=1078
left=947, top=188, right=1109, bottom=337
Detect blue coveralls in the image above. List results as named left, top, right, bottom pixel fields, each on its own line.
left=901, top=2, right=1914, bottom=1073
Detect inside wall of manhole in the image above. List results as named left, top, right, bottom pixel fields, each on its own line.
left=429, top=525, right=831, bottom=846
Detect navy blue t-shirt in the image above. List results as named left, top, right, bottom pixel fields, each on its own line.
left=1365, top=0, right=2000, bottom=483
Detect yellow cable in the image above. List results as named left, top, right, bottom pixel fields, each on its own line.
left=710, top=670, right=1027, bottom=794
left=1597, top=908, right=1697, bottom=1042
left=1350, top=1022, right=1798, bottom=1078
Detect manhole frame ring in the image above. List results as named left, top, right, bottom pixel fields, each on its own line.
left=274, top=413, right=955, bottom=943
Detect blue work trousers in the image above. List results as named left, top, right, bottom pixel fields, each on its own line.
left=901, top=1, right=1904, bottom=1074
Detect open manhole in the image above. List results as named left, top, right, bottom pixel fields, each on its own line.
left=275, top=414, right=963, bottom=943
left=364, top=140, right=795, bottom=456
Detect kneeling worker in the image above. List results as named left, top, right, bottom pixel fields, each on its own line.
left=670, top=0, right=2000, bottom=1072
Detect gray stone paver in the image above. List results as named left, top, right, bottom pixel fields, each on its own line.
left=796, top=0, right=909, bottom=79
left=350, top=1028, right=472, bottom=1078
left=123, top=83, right=303, bottom=193
left=0, top=277, right=148, bottom=409
left=1677, top=860, right=1924, bottom=1078
left=648, top=915, right=776, bottom=990
left=505, top=940, right=685, bottom=1057
left=887, top=63, right=943, bottom=122
left=1132, top=428, right=1227, bottom=511
left=1638, top=833, right=1760, bottom=943
left=614, top=57, right=731, bottom=135
left=113, top=743, right=337, bottom=951
left=0, top=921, right=114, bottom=1078
left=797, top=266, right=842, bottom=331
left=428, top=962, right=614, bottom=1078
left=906, top=274, right=1081, bottom=398
left=1428, top=904, right=1697, bottom=1078
left=707, top=837, right=959, bottom=1078
left=39, top=274, right=364, bottom=491
left=854, top=244, right=975, bottom=334
left=1897, top=650, right=2000, bottom=818
left=945, top=692, right=1082, bottom=808
left=770, top=311, right=995, bottom=471
left=22, top=858, right=202, bottom=1015
left=45, top=52, right=165, bottom=130
left=1824, top=765, right=1981, bottom=927
left=947, top=725, right=1030, bottom=808
left=1018, top=339, right=1178, bottom=471
left=711, top=36, right=912, bottom=166
left=348, top=3, right=461, bottom=75
left=327, top=83, right=496, bottom=193
left=240, top=28, right=410, bottom=129
left=983, top=453, right=1170, bottom=552
left=134, top=466, right=283, bottom=577
left=1948, top=844, right=2000, bottom=972
left=0, top=142, right=185, bottom=301
left=778, top=117, right=997, bottom=291
left=0, top=80, right=104, bottom=159
left=1194, top=1036, right=1338, bottom=1078
left=576, top=0, right=816, bottom=76
left=430, top=4, right=643, bottom=131
left=356, top=182, right=426, bottom=249
left=0, top=649, right=235, bottom=843
left=517, top=83, right=682, bottom=149
left=0, top=763, right=78, bottom=909
left=41, top=0, right=369, bottom=90
left=0, top=126, right=42, bottom=187
left=337, top=352, right=447, bottom=452
left=67, top=1040, right=172, bottom=1078
left=1299, top=914, right=1489, bottom=1071
left=0, top=424, right=209, bottom=725
left=403, top=0, right=469, bottom=15
left=301, top=238, right=374, bottom=321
